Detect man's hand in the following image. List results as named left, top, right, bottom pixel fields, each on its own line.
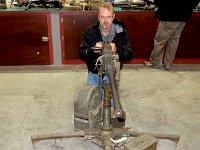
left=93, top=42, right=103, bottom=54
left=95, top=42, right=103, bottom=48
left=109, top=43, right=117, bottom=54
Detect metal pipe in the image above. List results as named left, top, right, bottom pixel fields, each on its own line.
left=102, top=84, right=112, bottom=130
left=102, top=44, right=123, bottom=118
left=128, top=131, right=180, bottom=143
left=31, top=131, right=84, bottom=143
left=107, top=70, right=122, bottom=117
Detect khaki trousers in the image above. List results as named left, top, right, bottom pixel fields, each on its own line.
left=150, top=21, right=186, bottom=66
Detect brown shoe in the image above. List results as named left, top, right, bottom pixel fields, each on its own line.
left=144, top=61, right=153, bottom=67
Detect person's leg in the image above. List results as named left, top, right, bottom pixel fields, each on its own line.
left=87, top=71, right=112, bottom=85
left=164, top=22, right=186, bottom=69
left=87, top=71, right=100, bottom=86
left=87, top=71, right=104, bottom=102
left=103, top=75, right=110, bottom=84
left=87, top=71, right=119, bottom=105
left=150, top=21, right=171, bottom=67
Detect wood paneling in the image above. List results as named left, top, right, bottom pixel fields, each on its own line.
left=60, top=12, right=97, bottom=64
left=60, top=11, right=158, bottom=63
left=0, top=11, right=199, bottom=66
left=60, top=11, right=200, bottom=64
left=0, top=12, right=51, bottom=65
left=115, top=11, right=157, bottom=58
left=176, top=13, right=200, bottom=58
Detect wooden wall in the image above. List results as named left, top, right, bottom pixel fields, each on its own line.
left=0, top=12, right=52, bottom=65
left=0, top=11, right=200, bottom=66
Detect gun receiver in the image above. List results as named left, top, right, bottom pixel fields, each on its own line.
left=95, top=42, right=123, bottom=118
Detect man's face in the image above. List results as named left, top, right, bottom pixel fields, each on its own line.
left=98, top=7, right=115, bottom=30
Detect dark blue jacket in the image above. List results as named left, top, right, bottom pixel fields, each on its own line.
left=79, top=19, right=133, bottom=74
left=154, top=0, right=199, bottom=22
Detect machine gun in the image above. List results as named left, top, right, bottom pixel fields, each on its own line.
left=31, top=43, right=180, bottom=150
left=94, top=42, right=123, bottom=118
left=73, top=42, right=125, bottom=131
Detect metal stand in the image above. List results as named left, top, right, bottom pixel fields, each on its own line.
left=31, top=100, right=179, bottom=149
left=31, top=43, right=180, bottom=150
left=31, top=91, right=179, bottom=149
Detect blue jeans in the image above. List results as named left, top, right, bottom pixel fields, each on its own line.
left=87, top=71, right=119, bottom=106
left=87, top=71, right=109, bottom=86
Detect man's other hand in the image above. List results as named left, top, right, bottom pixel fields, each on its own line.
left=109, top=43, right=117, bottom=54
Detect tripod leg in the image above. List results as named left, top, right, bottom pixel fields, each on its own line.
left=31, top=131, right=84, bottom=143
left=102, top=131, right=114, bottom=150
left=128, top=131, right=180, bottom=143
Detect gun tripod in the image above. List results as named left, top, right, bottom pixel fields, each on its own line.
left=31, top=82, right=179, bottom=150
left=31, top=43, right=180, bottom=149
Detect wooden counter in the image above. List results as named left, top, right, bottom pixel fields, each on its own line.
left=0, top=12, right=52, bottom=65
left=0, top=11, right=199, bottom=65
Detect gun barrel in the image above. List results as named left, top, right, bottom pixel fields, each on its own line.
left=107, top=69, right=122, bottom=118
left=102, top=42, right=123, bottom=118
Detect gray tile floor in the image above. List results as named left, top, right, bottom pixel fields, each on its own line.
left=0, top=64, right=200, bottom=150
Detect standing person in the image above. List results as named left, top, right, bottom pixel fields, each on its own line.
left=79, top=2, right=133, bottom=86
left=145, top=0, right=200, bottom=70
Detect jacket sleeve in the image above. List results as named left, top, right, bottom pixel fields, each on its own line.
left=112, top=30, right=133, bottom=62
left=79, top=29, right=99, bottom=62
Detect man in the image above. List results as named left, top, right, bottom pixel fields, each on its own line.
left=79, top=3, right=133, bottom=86
left=145, top=0, right=200, bottom=70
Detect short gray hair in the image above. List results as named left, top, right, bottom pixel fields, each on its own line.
left=98, top=2, right=114, bottom=13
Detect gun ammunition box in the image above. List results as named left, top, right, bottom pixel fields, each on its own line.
left=123, top=134, right=158, bottom=150
left=74, top=85, right=102, bottom=130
